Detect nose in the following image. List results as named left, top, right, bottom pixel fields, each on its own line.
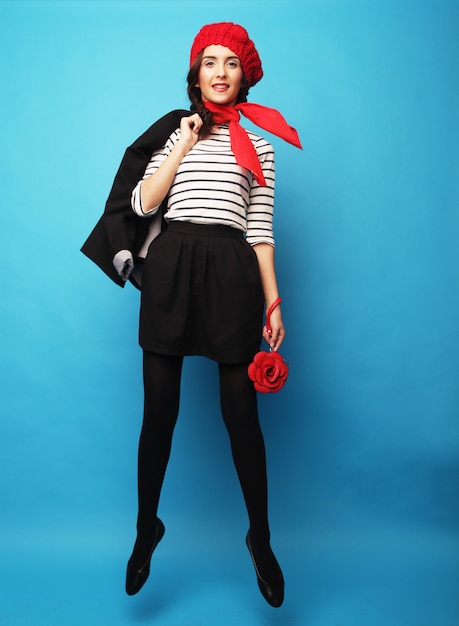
left=215, top=61, right=227, bottom=77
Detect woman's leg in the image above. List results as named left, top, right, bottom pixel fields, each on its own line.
left=130, top=351, right=183, bottom=567
left=218, top=361, right=282, bottom=585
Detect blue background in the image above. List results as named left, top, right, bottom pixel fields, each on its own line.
left=1, top=1, right=458, bottom=624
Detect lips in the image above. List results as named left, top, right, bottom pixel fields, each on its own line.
left=212, top=83, right=229, bottom=92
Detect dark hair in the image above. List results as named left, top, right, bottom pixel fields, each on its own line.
left=186, top=51, right=250, bottom=136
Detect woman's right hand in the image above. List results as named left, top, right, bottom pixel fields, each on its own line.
left=138, top=113, right=203, bottom=214
left=179, top=113, right=203, bottom=151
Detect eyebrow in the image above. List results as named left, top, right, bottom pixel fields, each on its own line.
left=202, top=55, right=240, bottom=61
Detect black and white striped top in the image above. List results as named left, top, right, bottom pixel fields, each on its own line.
left=131, top=124, right=275, bottom=246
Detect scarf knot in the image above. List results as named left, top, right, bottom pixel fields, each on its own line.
left=203, top=101, right=302, bottom=187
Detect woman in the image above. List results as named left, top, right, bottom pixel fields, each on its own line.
left=82, top=21, right=301, bottom=608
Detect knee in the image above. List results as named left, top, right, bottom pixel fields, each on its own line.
left=221, top=401, right=260, bottom=438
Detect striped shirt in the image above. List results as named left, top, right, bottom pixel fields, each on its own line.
left=131, top=124, right=275, bottom=246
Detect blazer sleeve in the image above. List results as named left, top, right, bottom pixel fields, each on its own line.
left=81, top=109, right=190, bottom=287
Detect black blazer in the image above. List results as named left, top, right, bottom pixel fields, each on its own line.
left=81, top=109, right=190, bottom=287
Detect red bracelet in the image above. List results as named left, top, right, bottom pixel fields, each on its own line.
left=265, top=297, right=282, bottom=336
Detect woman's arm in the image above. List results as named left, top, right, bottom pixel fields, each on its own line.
left=139, top=113, right=203, bottom=213
left=252, top=242, right=285, bottom=351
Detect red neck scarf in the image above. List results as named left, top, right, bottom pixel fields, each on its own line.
left=203, top=101, right=302, bottom=186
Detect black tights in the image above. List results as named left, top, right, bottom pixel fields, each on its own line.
left=132, top=351, right=274, bottom=573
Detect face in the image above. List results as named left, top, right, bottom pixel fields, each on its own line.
left=197, top=45, right=243, bottom=107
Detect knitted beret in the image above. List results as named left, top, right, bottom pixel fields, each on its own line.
left=190, top=22, right=263, bottom=88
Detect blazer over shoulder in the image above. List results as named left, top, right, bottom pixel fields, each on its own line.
left=81, top=109, right=191, bottom=287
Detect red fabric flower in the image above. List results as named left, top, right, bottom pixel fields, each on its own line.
left=248, top=350, right=289, bottom=394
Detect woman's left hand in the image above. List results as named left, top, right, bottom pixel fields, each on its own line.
left=263, top=305, right=285, bottom=351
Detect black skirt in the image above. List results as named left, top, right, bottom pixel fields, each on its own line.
left=139, top=221, right=265, bottom=363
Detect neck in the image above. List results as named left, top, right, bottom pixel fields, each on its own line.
left=203, top=101, right=240, bottom=124
left=203, top=101, right=237, bottom=110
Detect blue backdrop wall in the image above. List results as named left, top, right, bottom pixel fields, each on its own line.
left=1, top=1, right=458, bottom=625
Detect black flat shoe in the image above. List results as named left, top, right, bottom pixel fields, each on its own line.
left=126, top=518, right=165, bottom=596
left=246, top=530, right=284, bottom=608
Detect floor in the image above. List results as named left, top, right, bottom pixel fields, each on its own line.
left=2, top=523, right=458, bottom=626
